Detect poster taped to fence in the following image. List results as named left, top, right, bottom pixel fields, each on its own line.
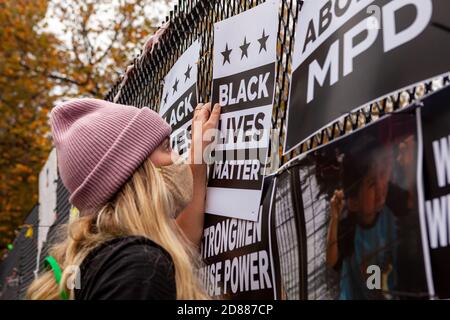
left=159, top=40, right=200, bottom=156
left=37, top=149, right=58, bottom=273
left=200, top=175, right=281, bottom=299
left=206, top=0, right=278, bottom=221
left=284, top=0, right=450, bottom=153
left=284, top=113, right=430, bottom=299
left=417, top=86, right=450, bottom=299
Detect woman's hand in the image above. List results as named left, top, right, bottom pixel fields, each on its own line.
left=190, top=102, right=221, bottom=165
left=177, top=102, right=221, bottom=248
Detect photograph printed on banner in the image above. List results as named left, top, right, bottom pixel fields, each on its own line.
left=417, top=85, right=450, bottom=299
left=271, top=168, right=305, bottom=300
left=159, top=40, right=200, bottom=157
left=205, top=0, right=279, bottom=221
left=284, top=0, right=450, bottom=153
left=200, top=175, right=281, bottom=299
left=289, top=114, right=428, bottom=299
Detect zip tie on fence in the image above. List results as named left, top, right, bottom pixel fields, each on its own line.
left=18, top=224, right=34, bottom=238
left=197, top=49, right=211, bottom=64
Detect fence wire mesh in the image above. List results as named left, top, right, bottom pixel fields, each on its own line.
left=2, top=0, right=449, bottom=300
left=104, top=0, right=450, bottom=168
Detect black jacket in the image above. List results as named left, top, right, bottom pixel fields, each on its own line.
left=75, top=236, right=176, bottom=300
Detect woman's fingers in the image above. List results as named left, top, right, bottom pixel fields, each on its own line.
left=193, top=103, right=204, bottom=119
left=193, top=102, right=220, bottom=126
left=191, top=102, right=221, bottom=153
left=206, top=103, right=221, bottom=128
left=203, top=102, right=212, bottom=114
left=194, top=102, right=211, bottom=123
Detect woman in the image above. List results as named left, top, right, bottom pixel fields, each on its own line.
left=27, top=98, right=221, bottom=299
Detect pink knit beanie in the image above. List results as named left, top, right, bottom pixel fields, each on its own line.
left=50, top=98, right=171, bottom=211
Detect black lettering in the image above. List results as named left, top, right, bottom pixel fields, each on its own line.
left=243, top=114, right=254, bottom=142
left=319, top=0, right=333, bottom=36
left=303, top=19, right=317, bottom=54
left=335, top=0, right=352, bottom=17
left=253, top=112, right=265, bottom=142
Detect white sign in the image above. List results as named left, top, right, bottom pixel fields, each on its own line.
left=36, top=148, right=58, bottom=274
left=206, top=1, right=279, bottom=221
left=159, top=40, right=200, bottom=157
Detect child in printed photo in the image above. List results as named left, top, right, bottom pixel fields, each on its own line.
left=326, top=136, right=398, bottom=300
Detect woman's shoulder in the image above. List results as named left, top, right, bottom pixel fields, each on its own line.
left=76, top=236, right=176, bottom=300
left=82, top=236, right=174, bottom=270
left=94, top=235, right=171, bottom=259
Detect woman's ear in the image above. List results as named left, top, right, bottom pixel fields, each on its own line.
left=149, top=138, right=175, bottom=167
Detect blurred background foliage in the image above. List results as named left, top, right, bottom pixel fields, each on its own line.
left=0, top=0, right=172, bottom=252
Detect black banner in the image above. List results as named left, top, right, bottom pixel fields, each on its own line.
left=208, top=148, right=268, bottom=190
left=285, top=0, right=450, bottom=153
left=200, top=176, right=281, bottom=299
left=161, top=83, right=197, bottom=132
left=212, top=63, right=275, bottom=113
left=418, top=86, right=450, bottom=299
left=286, top=113, right=429, bottom=299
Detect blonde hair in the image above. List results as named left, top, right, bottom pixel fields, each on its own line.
left=27, top=158, right=208, bottom=300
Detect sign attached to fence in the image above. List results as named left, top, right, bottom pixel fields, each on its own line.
left=200, top=176, right=281, bottom=299
left=417, top=86, right=450, bottom=299
left=159, top=40, right=200, bottom=157
left=280, top=110, right=431, bottom=299
left=206, top=0, right=279, bottom=221
left=37, top=149, right=58, bottom=273
left=284, top=0, right=450, bottom=153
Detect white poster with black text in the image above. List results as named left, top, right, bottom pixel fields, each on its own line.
left=206, top=0, right=279, bottom=221
left=159, top=40, right=200, bottom=157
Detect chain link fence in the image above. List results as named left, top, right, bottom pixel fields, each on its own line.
left=102, top=1, right=449, bottom=300
left=2, top=0, right=449, bottom=300
left=104, top=0, right=449, bottom=168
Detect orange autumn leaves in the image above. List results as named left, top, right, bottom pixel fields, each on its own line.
left=0, top=0, right=56, bottom=252
left=0, top=0, right=169, bottom=252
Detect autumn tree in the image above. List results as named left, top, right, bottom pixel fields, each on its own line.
left=0, top=0, right=171, bottom=252
left=46, top=0, right=171, bottom=97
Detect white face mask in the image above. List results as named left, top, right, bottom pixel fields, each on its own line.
left=159, top=162, right=193, bottom=218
